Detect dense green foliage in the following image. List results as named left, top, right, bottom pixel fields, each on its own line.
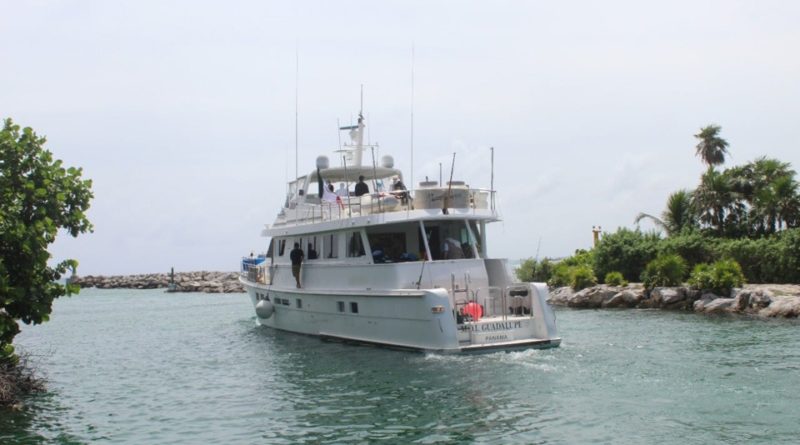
left=541, top=250, right=597, bottom=288
left=603, top=271, right=628, bottom=287
left=640, top=254, right=688, bottom=289
left=0, top=119, right=93, bottom=364
left=536, top=228, right=800, bottom=287
left=688, top=260, right=746, bottom=295
left=515, top=258, right=554, bottom=283
left=656, top=231, right=717, bottom=266
left=570, top=265, right=597, bottom=290
left=592, top=228, right=660, bottom=283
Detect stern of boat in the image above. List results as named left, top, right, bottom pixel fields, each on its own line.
left=452, top=282, right=560, bottom=353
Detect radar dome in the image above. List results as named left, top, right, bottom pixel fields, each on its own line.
left=316, top=156, right=330, bottom=169
left=380, top=155, right=394, bottom=169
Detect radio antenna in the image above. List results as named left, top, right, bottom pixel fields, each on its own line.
left=294, top=45, right=299, bottom=180
left=410, top=43, right=415, bottom=189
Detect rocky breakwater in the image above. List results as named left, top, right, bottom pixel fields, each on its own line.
left=548, top=284, right=800, bottom=318
left=72, top=271, right=245, bottom=293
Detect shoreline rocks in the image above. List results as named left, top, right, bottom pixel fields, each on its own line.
left=547, top=283, right=800, bottom=319
left=71, top=271, right=245, bottom=293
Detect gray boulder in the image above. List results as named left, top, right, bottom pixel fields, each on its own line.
left=759, top=296, right=800, bottom=318
left=652, top=287, right=686, bottom=307
left=749, top=291, right=773, bottom=310
left=693, top=293, right=719, bottom=312
left=703, top=298, right=735, bottom=314
left=568, top=285, right=620, bottom=308
left=602, top=289, right=644, bottom=308
left=731, top=290, right=755, bottom=312
left=547, top=287, right=574, bottom=306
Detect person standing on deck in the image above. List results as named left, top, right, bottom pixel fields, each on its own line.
left=290, top=243, right=304, bottom=288
left=355, top=175, right=369, bottom=196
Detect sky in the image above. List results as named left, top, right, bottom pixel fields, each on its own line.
left=2, top=1, right=799, bottom=275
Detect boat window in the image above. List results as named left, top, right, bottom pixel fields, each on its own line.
left=350, top=302, right=359, bottom=314
left=324, top=233, right=339, bottom=259
left=337, top=301, right=345, bottom=312
left=278, top=239, right=286, bottom=256
left=347, top=231, right=365, bottom=257
left=307, top=236, right=319, bottom=260
left=424, top=220, right=476, bottom=260
left=266, top=239, right=275, bottom=259
left=296, top=299, right=302, bottom=309
left=367, top=232, right=407, bottom=263
left=467, top=221, right=483, bottom=259
left=365, top=222, right=421, bottom=262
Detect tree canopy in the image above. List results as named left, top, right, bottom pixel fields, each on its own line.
left=639, top=125, right=799, bottom=238
left=0, top=118, right=93, bottom=364
left=694, top=124, right=729, bottom=168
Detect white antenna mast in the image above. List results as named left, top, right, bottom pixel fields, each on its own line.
left=294, top=45, right=299, bottom=180
left=410, top=43, right=415, bottom=189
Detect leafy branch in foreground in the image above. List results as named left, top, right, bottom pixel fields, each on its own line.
left=0, top=118, right=93, bottom=365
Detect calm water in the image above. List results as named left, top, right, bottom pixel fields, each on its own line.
left=3, top=289, right=799, bottom=444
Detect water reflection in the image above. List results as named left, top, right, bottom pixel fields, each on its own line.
left=245, top=326, right=560, bottom=444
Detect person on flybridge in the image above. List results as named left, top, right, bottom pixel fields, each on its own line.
left=323, top=182, right=344, bottom=209
left=355, top=175, right=369, bottom=196
left=391, top=176, right=409, bottom=204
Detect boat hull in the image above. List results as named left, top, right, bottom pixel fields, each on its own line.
left=242, top=277, right=560, bottom=354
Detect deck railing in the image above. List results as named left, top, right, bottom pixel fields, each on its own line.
left=283, top=188, right=496, bottom=226
left=455, top=283, right=535, bottom=322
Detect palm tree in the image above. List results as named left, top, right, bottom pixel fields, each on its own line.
left=694, top=169, right=736, bottom=235
left=772, top=175, right=800, bottom=230
left=635, top=189, right=697, bottom=236
left=694, top=125, right=729, bottom=169
left=743, top=158, right=797, bottom=233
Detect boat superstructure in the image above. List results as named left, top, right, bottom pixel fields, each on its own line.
left=240, top=110, right=560, bottom=353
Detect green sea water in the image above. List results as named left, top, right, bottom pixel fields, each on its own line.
left=2, top=288, right=799, bottom=444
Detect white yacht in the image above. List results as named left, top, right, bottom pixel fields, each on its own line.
left=240, top=111, right=560, bottom=353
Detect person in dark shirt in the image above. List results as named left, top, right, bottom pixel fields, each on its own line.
left=354, top=175, right=369, bottom=197
left=290, top=243, right=304, bottom=288
left=391, top=177, right=409, bottom=204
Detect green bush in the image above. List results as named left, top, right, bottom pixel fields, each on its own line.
left=548, top=263, right=573, bottom=288
left=570, top=265, right=597, bottom=290
left=658, top=232, right=718, bottom=269
left=515, top=258, right=555, bottom=283
left=777, top=229, right=800, bottom=283
left=586, top=228, right=800, bottom=286
left=604, top=271, right=628, bottom=286
left=688, top=259, right=745, bottom=295
left=593, top=228, right=661, bottom=283
left=688, top=263, right=714, bottom=291
left=561, top=249, right=594, bottom=267
left=715, top=237, right=780, bottom=284
left=640, top=254, right=688, bottom=289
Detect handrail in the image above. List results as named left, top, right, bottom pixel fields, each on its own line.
left=277, top=188, right=497, bottom=227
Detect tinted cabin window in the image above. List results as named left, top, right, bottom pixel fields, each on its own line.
left=325, top=233, right=339, bottom=259
left=278, top=239, right=286, bottom=256
left=347, top=231, right=365, bottom=257
left=307, top=236, right=318, bottom=260
left=425, top=221, right=473, bottom=260
left=350, top=302, right=359, bottom=314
